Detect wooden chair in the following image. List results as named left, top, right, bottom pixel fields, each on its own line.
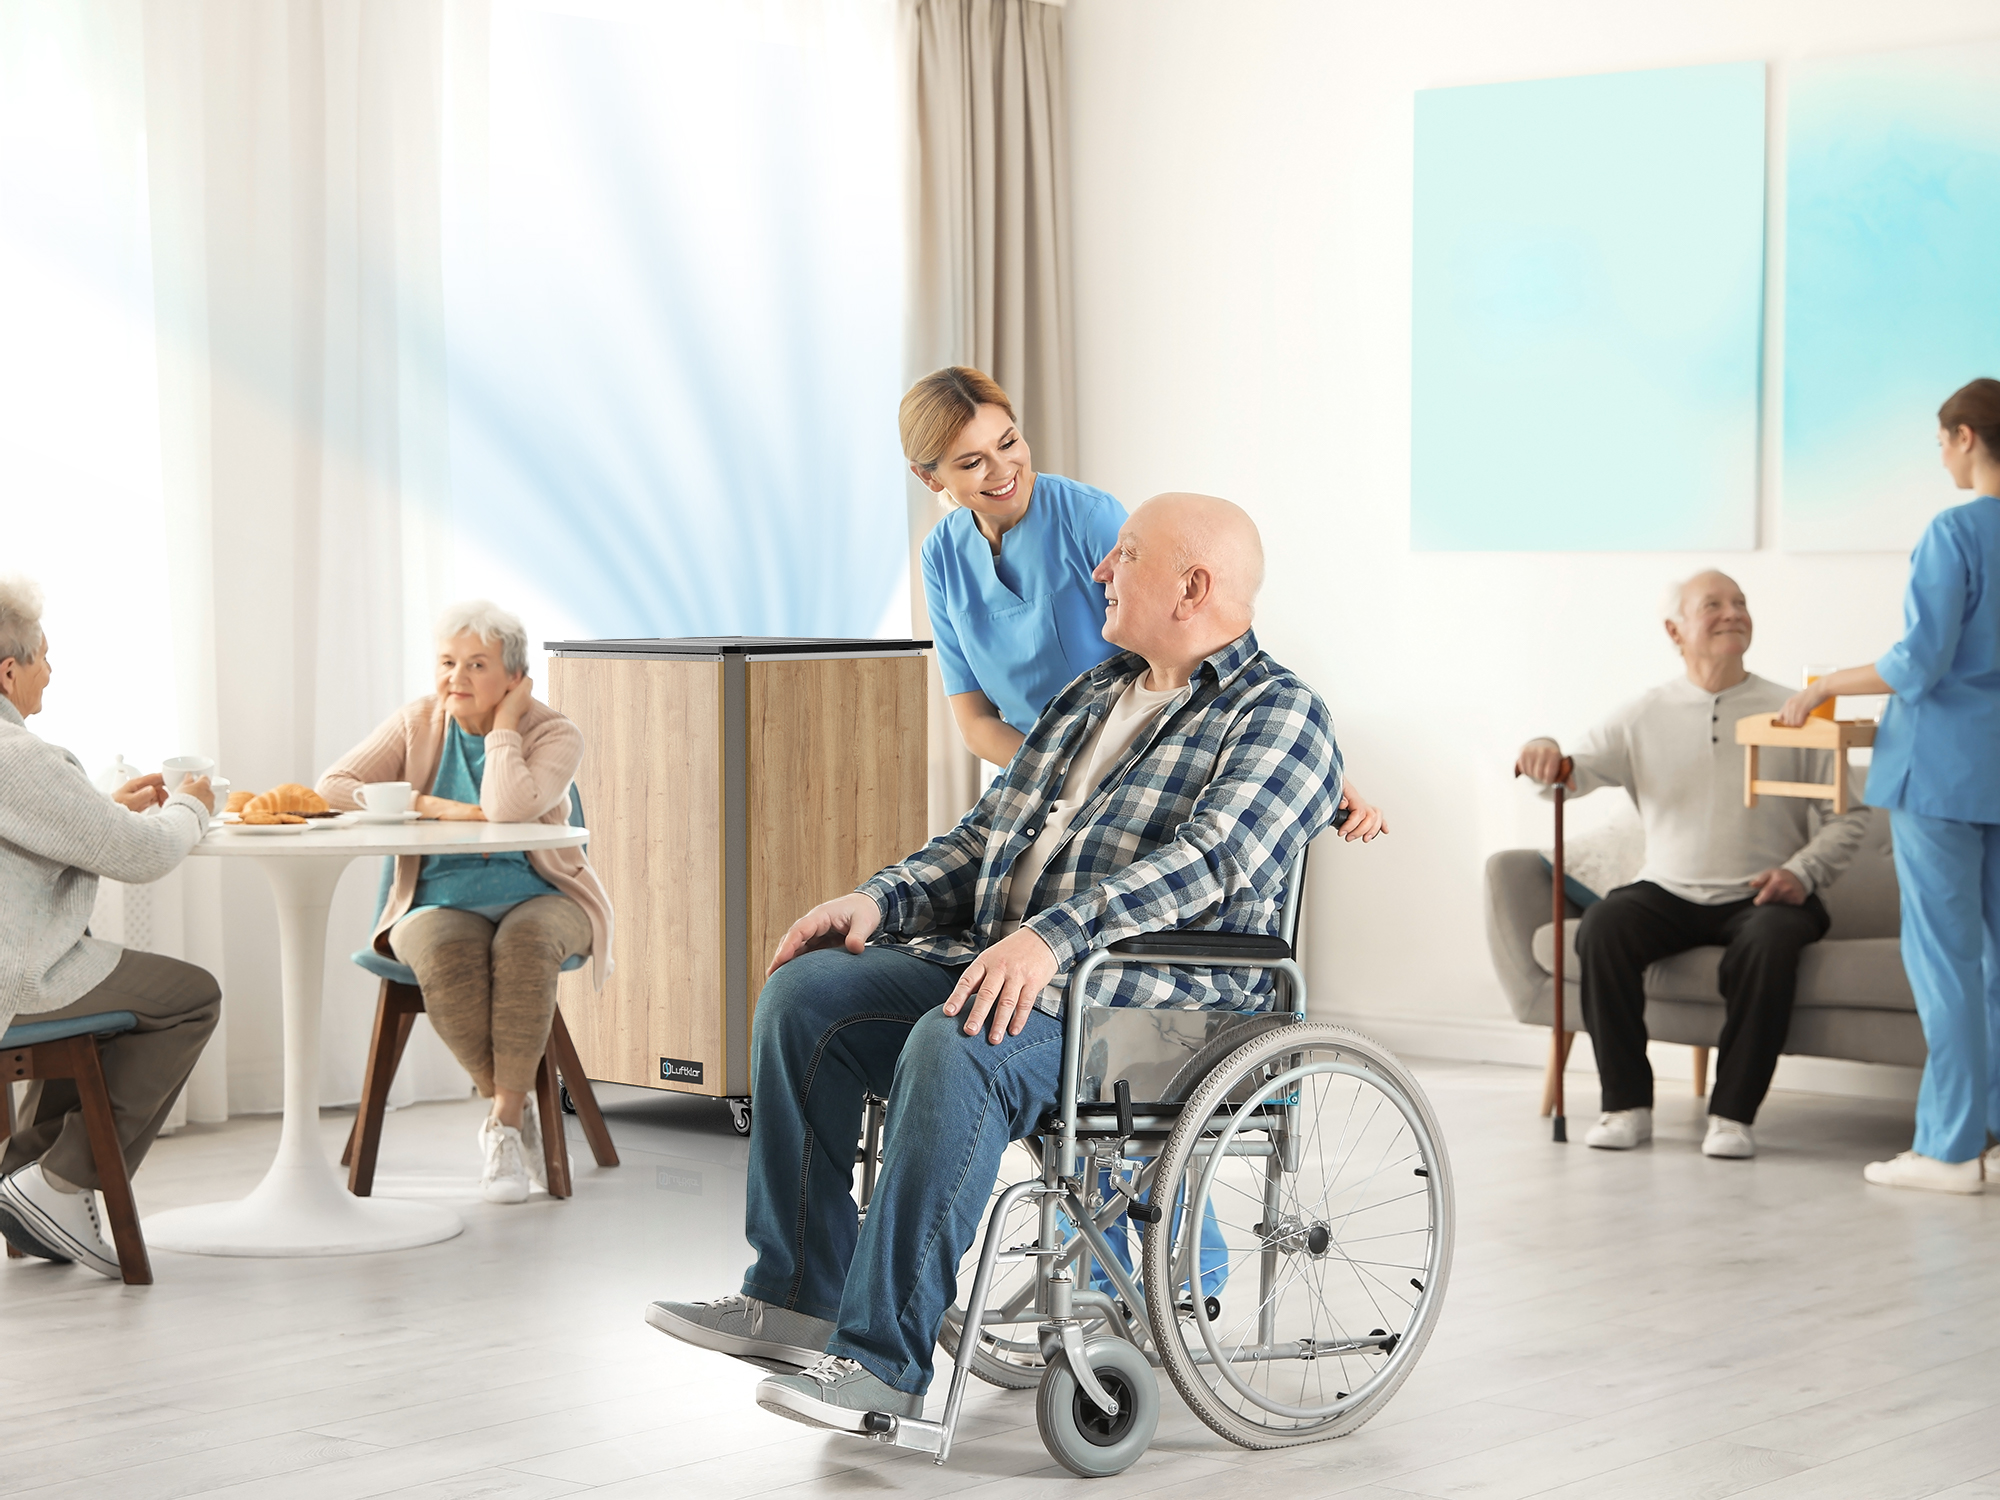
left=0, top=1011, right=153, bottom=1284
left=339, top=952, right=618, bottom=1198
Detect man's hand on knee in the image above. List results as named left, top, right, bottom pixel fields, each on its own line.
left=1748, top=868, right=1807, bottom=907
left=943, top=928, right=1057, bottom=1043
left=766, top=894, right=882, bottom=976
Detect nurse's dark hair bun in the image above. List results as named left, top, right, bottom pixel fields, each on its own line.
left=901, top=367, right=1019, bottom=474
left=1938, top=378, right=2000, bottom=460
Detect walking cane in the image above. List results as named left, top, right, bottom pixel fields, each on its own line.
left=1549, top=756, right=1573, bottom=1143
left=1517, top=754, right=1577, bottom=1143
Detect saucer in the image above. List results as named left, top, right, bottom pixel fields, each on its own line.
left=345, top=810, right=422, bottom=825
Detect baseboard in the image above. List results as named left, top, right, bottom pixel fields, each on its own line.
left=1317, top=1010, right=1922, bottom=1105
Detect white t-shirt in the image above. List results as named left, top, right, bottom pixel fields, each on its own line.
left=997, top=672, right=1183, bottom=934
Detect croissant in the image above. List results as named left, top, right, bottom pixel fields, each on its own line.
left=226, top=790, right=255, bottom=814
left=245, top=782, right=329, bottom=817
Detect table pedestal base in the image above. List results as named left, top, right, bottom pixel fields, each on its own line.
left=145, top=1155, right=462, bottom=1257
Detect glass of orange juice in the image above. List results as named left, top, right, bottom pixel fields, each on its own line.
left=1804, top=664, right=1840, bottom=720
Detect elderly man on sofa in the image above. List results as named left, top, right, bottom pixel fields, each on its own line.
left=646, top=493, right=1341, bottom=1431
left=1516, top=570, right=1866, bottom=1158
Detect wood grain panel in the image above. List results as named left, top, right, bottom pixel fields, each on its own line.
left=745, top=656, right=928, bottom=1028
left=551, top=657, right=724, bottom=1096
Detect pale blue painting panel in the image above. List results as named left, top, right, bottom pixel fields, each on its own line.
left=1413, top=63, right=1766, bottom=551
left=1784, top=43, right=2000, bottom=553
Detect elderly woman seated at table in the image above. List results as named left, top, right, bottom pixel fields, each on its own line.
left=319, top=601, right=612, bottom=1205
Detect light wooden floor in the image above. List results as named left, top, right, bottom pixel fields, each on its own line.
left=3, top=1057, right=1996, bottom=1500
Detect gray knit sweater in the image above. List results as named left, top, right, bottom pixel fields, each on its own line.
left=0, top=699, right=211, bottom=1034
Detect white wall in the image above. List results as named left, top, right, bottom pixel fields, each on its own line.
left=1063, top=1, right=1998, bottom=1071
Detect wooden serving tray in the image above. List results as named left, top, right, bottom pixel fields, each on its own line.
left=1734, top=713, right=1875, bottom=813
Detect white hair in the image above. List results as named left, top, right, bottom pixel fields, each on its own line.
left=435, top=599, right=529, bottom=676
left=1661, top=577, right=1690, bottom=627
left=0, top=574, right=45, bottom=666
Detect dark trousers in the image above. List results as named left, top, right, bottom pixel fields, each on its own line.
left=1576, top=881, right=1828, bottom=1124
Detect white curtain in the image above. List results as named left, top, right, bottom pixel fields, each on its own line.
left=3, top=0, right=470, bottom=1119
left=899, top=0, right=1076, bottom=833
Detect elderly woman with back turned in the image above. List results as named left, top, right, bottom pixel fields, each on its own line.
left=0, top=576, right=220, bottom=1277
left=319, top=601, right=613, bottom=1205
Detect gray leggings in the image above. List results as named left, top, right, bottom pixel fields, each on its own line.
left=388, top=895, right=591, bottom=1094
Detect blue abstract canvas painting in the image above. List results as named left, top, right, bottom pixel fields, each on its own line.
left=1413, top=63, right=1766, bottom=551
left=1784, top=42, right=2000, bottom=553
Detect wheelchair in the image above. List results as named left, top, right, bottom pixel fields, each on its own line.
left=856, top=846, right=1456, bottom=1476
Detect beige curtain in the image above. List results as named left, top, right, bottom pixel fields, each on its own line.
left=900, top=0, right=1076, bottom=834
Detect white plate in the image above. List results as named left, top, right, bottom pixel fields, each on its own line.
left=342, top=810, right=423, bottom=825
left=222, top=821, right=314, bottom=836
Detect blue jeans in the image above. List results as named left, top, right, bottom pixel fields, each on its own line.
left=739, top=946, right=1065, bottom=1395
left=1891, top=810, right=2000, bottom=1163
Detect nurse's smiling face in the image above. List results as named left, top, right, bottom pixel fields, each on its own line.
left=913, top=403, right=1036, bottom=538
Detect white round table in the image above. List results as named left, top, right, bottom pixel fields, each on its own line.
left=144, top=819, right=589, bottom=1257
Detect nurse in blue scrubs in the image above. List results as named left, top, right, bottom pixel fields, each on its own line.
left=1780, top=378, right=2000, bottom=1194
left=902, top=366, right=1126, bottom=767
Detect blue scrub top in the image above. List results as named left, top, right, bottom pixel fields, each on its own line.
left=921, top=473, right=1127, bottom=733
left=1867, top=494, right=2000, bottom=824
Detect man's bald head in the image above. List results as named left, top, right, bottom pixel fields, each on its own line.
left=1094, top=492, right=1265, bottom=679
left=1139, top=493, right=1266, bottom=614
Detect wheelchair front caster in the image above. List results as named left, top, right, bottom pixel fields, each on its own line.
left=727, top=1100, right=752, bottom=1136
left=1035, top=1337, right=1158, bottom=1477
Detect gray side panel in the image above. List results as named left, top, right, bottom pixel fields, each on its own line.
left=722, top=653, right=749, bottom=1095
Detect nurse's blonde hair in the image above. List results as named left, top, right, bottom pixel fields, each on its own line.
left=900, top=366, right=1018, bottom=473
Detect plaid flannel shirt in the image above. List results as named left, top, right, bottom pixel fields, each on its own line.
left=858, top=630, right=1342, bottom=1013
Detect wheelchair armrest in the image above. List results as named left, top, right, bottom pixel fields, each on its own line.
left=1105, top=932, right=1293, bottom=962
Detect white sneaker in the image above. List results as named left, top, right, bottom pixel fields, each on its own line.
left=0, top=1163, right=121, bottom=1277
left=1703, top=1116, right=1755, bottom=1159
left=1585, top=1107, right=1652, bottom=1150
left=517, top=1097, right=550, bottom=1191
left=1982, top=1144, right=2000, bottom=1182
left=479, top=1116, right=532, bottom=1204
left=1863, top=1150, right=1983, bottom=1194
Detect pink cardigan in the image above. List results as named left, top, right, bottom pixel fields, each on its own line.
left=318, top=696, right=615, bottom=988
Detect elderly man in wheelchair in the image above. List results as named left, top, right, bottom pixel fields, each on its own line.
left=648, top=494, right=1452, bottom=1475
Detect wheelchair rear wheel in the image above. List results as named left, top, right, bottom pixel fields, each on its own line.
left=1141, top=1023, right=1453, bottom=1449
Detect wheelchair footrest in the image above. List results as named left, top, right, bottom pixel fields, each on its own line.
left=863, top=1411, right=945, bottom=1456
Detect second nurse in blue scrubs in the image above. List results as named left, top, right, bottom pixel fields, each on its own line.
left=1780, top=378, right=2000, bottom=1194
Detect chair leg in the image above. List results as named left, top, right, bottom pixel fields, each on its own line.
left=534, top=1051, right=570, bottom=1199
left=1540, top=1027, right=1577, bottom=1117
left=1691, top=1045, right=1710, bottom=1098
left=547, top=1010, right=617, bottom=1169
left=62, top=1036, right=151, bottom=1286
left=347, top=983, right=420, bottom=1196
left=2, top=1077, right=18, bottom=1257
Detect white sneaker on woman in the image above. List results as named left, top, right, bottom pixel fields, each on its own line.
left=1584, top=1108, right=1652, bottom=1150
left=0, top=1163, right=121, bottom=1277
left=479, top=1116, right=532, bottom=1204
left=517, top=1097, right=549, bottom=1191
left=1863, top=1150, right=1983, bottom=1195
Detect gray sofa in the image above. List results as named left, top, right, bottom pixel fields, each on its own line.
left=1484, top=809, right=1924, bottom=1075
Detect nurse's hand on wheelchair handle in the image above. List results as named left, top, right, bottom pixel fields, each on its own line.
left=766, top=893, right=882, bottom=976
left=943, top=926, right=1058, bottom=1043
left=1335, top=780, right=1382, bottom=841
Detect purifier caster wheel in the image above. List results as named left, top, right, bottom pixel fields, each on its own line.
left=559, top=1086, right=577, bottom=1116
left=1035, top=1337, right=1159, bottom=1478
left=727, top=1099, right=752, bottom=1136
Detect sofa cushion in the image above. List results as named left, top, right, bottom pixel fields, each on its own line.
left=1531, top=922, right=1914, bottom=1014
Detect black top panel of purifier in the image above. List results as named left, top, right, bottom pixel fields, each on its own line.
left=544, top=636, right=930, bottom=658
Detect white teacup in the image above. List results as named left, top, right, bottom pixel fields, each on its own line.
left=354, top=781, right=413, bottom=817
left=162, top=754, right=215, bottom=782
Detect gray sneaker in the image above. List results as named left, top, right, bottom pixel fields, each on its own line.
left=645, top=1293, right=835, bottom=1368
left=757, top=1354, right=923, bottom=1432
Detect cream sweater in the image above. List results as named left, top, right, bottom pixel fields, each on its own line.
left=1561, top=673, right=1866, bottom=905
left=0, top=699, right=211, bottom=1033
